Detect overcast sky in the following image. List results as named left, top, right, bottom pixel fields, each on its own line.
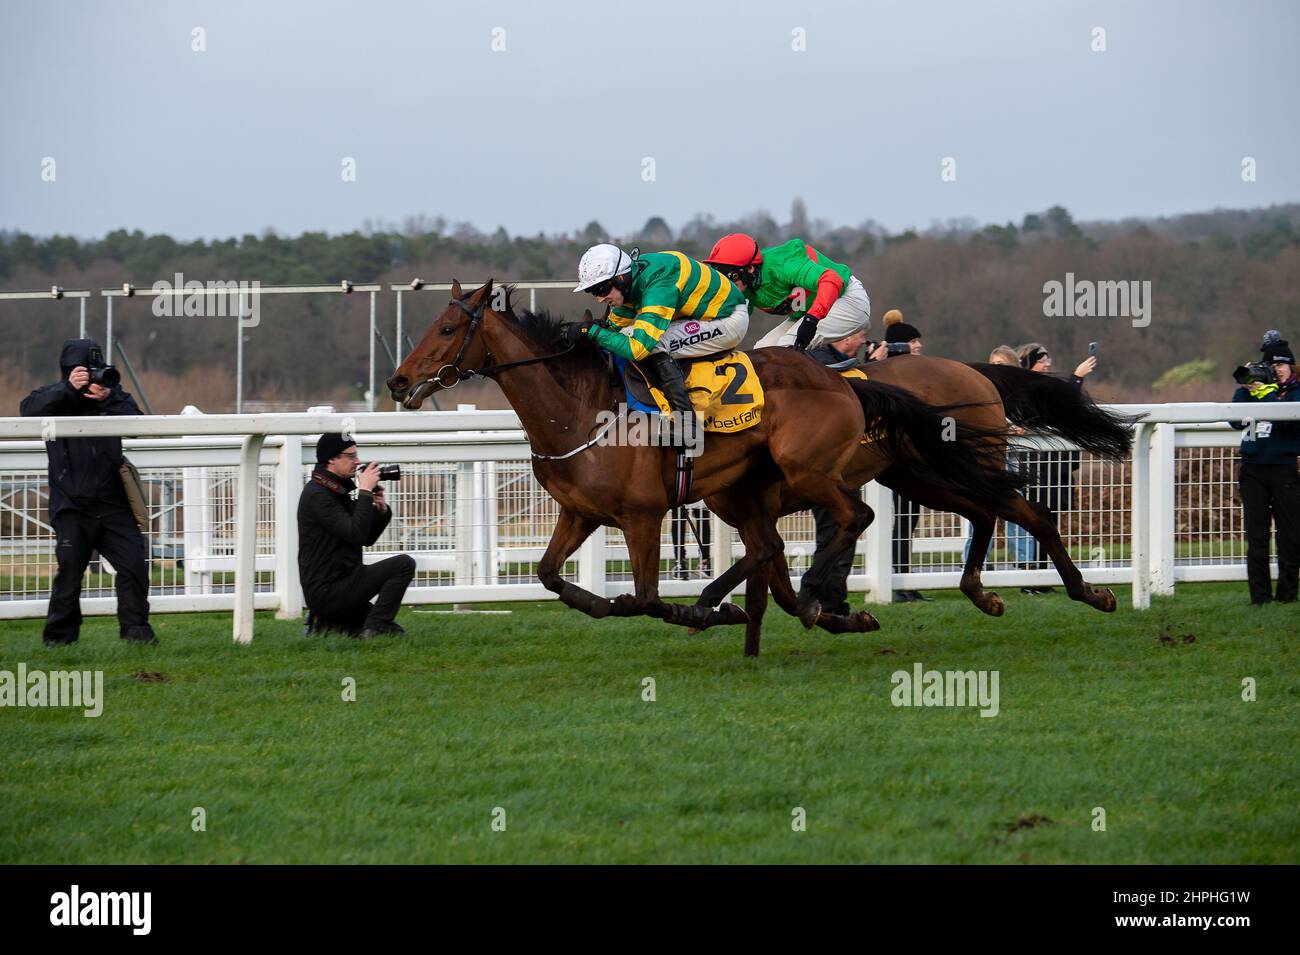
left=2, top=0, right=1297, bottom=240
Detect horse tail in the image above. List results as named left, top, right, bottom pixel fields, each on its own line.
left=967, top=363, right=1139, bottom=459
left=846, top=377, right=1026, bottom=505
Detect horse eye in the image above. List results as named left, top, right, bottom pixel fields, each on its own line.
left=440, top=326, right=455, bottom=335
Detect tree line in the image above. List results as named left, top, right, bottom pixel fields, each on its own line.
left=2, top=201, right=1297, bottom=412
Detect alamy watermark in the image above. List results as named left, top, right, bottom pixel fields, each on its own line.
left=50, top=885, right=150, bottom=935
left=890, top=662, right=999, bottom=717
left=1042, top=272, right=1151, bottom=328
left=594, top=403, right=706, bottom=457
left=151, top=272, right=260, bottom=327
left=1, top=664, right=103, bottom=717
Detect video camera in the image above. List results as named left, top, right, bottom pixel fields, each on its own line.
left=1232, top=361, right=1276, bottom=387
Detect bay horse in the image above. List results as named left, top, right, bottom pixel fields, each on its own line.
left=718, top=358, right=1136, bottom=654
left=387, top=281, right=1021, bottom=643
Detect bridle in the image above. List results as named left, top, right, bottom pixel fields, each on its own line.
left=402, top=291, right=644, bottom=463
left=407, top=292, right=578, bottom=394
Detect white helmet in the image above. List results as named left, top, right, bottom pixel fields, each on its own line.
left=574, top=243, right=633, bottom=292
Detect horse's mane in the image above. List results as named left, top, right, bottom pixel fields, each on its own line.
left=502, top=287, right=620, bottom=405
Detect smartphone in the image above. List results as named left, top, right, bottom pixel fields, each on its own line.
left=1088, top=342, right=1099, bottom=356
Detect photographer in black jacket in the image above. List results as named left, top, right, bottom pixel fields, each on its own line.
left=20, top=339, right=156, bottom=647
left=298, top=433, right=415, bottom=637
left=1229, top=331, right=1300, bottom=605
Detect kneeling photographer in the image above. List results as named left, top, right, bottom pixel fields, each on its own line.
left=298, top=433, right=415, bottom=637
left=1230, top=331, right=1300, bottom=605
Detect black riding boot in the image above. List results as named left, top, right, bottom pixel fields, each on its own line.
left=639, top=352, right=699, bottom=452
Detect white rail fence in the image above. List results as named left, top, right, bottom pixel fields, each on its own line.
left=0, top=403, right=1296, bottom=642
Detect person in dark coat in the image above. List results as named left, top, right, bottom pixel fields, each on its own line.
left=298, top=433, right=415, bottom=637
left=1013, top=342, right=1095, bottom=594
left=880, top=311, right=931, bottom=602
left=805, top=326, right=872, bottom=614
left=1229, top=331, right=1300, bottom=605
left=19, top=339, right=156, bottom=646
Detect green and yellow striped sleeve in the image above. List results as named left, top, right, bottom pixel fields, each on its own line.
left=589, top=300, right=676, bottom=360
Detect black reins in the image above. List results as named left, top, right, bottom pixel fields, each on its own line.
left=418, top=293, right=578, bottom=390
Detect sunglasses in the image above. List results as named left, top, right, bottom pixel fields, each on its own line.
left=586, top=279, right=615, bottom=297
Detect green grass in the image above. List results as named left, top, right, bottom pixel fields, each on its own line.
left=1, top=581, right=1296, bottom=864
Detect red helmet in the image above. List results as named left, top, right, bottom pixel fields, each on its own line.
left=705, top=233, right=763, bottom=269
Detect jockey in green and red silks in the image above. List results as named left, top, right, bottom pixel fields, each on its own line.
left=705, top=233, right=871, bottom=353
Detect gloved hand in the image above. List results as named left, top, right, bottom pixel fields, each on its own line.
left=793, top=315, right=818, bottom=352
left=561, top=317, right=597, bottom=348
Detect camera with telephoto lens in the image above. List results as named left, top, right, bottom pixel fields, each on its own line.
left=868, top=340, right=911, bottom=357
left=362, top=464, right=402, bottom=482
left=1232, top=361, right=1276, bottom=386
left=84, top=344, right=120, bottom=388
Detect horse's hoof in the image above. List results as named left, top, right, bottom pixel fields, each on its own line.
left=853, top=611, right=881, bottom=632
left=707, top=603, right=749, bottom=628
left=1092, top=588, right=1117, bottom=613
left=982, top=593, right=1005, bottom=617
left=798, top=599, right=821, bottom=630
left=687, top=627, right=702, bottom=636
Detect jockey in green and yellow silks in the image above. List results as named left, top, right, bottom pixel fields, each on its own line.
left=573, top=244, right=750, bottom=438
left=705, top=233, right=870, bottom=353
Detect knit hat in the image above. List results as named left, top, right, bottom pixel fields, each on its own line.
left=1019, top=343, right=1050, bottom=369
left=1260, top=330, right=1295, bottom=365
left=316, top=432, right=356, bottom=466
left=883, top=309, right=921, bottom=344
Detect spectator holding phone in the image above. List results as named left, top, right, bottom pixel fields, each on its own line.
left=1014, top=343, right=1092, bottom=593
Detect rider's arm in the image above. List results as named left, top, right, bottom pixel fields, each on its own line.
left=786, top=244, right=844, bottom=320
left=587, top=283, right=678, bottom=361
left=605, top=306, right=636, bottom=329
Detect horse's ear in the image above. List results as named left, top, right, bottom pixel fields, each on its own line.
left=450, top=279, right=462, bottom=299
left=582, top=309, right=593, bottom=322
left=477, top=278, right=495, bottom=303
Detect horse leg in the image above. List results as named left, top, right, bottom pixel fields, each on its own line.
left=876, top=472, right=1004, bottom=617
left=997, top=493, right=1117, bottom=612
left=695, top=487, right=784, bottom=611
left=616, top=513, right=749, bottom=630
left=777, top=467, right=873, bottom=628
left=959, top=509, right=1002, bottom=615
left=769, top=541, right=880, bottom=634
left=743, top=560, right=769, bottom=657
left=537, top=507, right=614, bottom=618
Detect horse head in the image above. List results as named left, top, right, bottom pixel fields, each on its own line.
left=387, top=279, right=500, bottom=409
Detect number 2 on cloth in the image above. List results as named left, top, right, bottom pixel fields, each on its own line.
left=715, top=363, right=754, bottom=405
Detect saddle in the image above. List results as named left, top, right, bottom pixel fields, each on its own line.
left=616, top=351, right=765, bottom=433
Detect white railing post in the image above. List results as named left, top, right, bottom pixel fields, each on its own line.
left=180, top=406, right=212, bottom=595
left=578, top=525, right=607, bottom=597
left=710, top=509, right=735, bottom=599
left=455, top=461, right=474, bottom=585
left=863, top=479, right=894, bottom=604
left=1130, top=423, right=1152, bottom=610
left=233, top=433, right=267, bottom=643
left=470, top=461, right=490, bottom=583
left=275, top=435, right=304, bottom=619
left=483, top=461, right=499, bottom=585
left=1150, top=423, right=1177, bottom=596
